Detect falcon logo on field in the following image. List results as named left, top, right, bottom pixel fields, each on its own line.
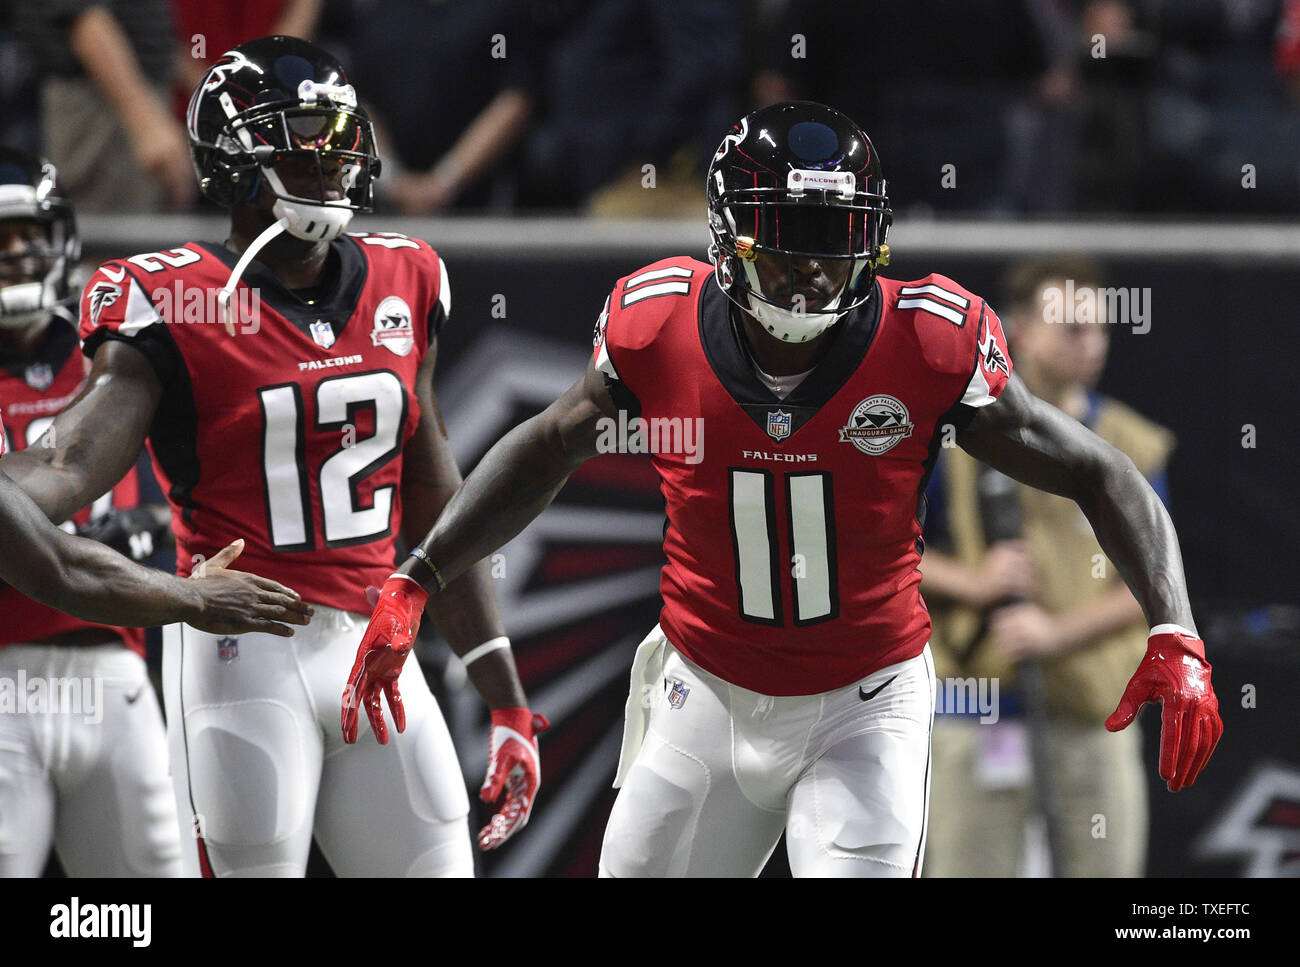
left=87, top=281, right=122, bottom=329
left=668, top=679, right=690, bottom=709
left=838, top=395, right=913, bottom=455
left=371, top=296, right=414, bottom=357
left=766, top=409, right=792, bottom=441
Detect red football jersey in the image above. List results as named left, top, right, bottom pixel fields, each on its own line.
left=79, top=232, right=449, bottom=613
left=594, top=257, right=1013, bottom=695
left=0, top=317, right=144, bottom=653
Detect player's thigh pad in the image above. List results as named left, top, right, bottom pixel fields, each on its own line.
left=309, top=608, right=471, bottom=877
left=785, top=647, right=936, bottom=877
left=163, top=623, right=323, bottom=876
left=600, top=645, right=786, bottom=877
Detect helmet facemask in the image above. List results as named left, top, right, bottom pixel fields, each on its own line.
left=191, top=73, right=380, bottom=242
left=220, top=97, right=377, bottom=242
left=710, top=177, right=890, bottom=343
left=0, top=156, right=78, bottom=331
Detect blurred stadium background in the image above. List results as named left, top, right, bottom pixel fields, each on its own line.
left=4, top=0, right=1298, bottom=876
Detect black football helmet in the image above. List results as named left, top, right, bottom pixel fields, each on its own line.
left=186, top=35, right=380, bottom=241
left=0, top=148, right=79, bottom=330
left=707, top=101, right=891, bottom=342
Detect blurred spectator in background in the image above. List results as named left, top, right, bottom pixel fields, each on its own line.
left=919, top=255, right=1173, bottom=877
left=0, top=7, right=41, bottom=154
left=519, top=0, right=742, bottom=216
left=334, top=0, right=541, bottom=214
left=12, top=1, right=195, bottom=211
left=335, top=0, right=742, bottom=216
left=753, top=0, right=1067, bottom=213
left=1138, top=0, right=1300, bottom=213
left=169, top=0, right=321, bottom=117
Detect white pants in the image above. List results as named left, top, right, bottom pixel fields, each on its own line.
left=162, top=606, right=472, bottom=877
left=601, top=627, right=936, bottom=877
left=0, top=643, right=181, bottom=877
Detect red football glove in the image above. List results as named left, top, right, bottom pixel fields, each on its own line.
left=1106, top=629, right=1223, bottom=792
left=341, top=574, right=428, bottom=745
left=478, top=708, right=550, bottom=850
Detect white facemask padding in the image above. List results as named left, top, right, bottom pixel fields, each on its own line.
left=746, top=291, right=846, bottom=342
left=0, top=282, right=48, bottom=330
left=261, top=166, right=354, bottom=242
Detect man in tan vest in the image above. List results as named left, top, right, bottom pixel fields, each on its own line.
left=921, top=255, right=1173, bottom=877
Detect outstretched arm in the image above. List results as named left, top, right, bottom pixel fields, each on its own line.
left=0, top=470, right=311, bottom=635
left=958, top=374, right=1221, bottom=790
left=957, top=374, right=1193, bottom=632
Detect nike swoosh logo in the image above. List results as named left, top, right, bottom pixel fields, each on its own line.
left=125, top=685, right=144, bottom=704
left=101, top=266, right=126, bottom=283
left=858, top=675, right=897, bottom=702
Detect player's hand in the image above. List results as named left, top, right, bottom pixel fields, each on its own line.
left=341, top=573, right=428, bottom=745
left=478, top=708, right=549, bottom=850
left=1106, top=629, right=1223, bottom=792
left=187, top=539, right=314, bottom=636
left=78, top=505, right=170, bottom=561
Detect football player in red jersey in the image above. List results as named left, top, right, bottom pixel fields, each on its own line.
left=0, top=149, right=312, bottom=875
left=0, top=37, right=543, bottom=876
left=349, top=102, right=1222, bottom=877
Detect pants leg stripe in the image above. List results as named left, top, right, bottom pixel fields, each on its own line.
left=177, top=624, right=214, bottom=879
left=911, top=646, right=936, bottom=878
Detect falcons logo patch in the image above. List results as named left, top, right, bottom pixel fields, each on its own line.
left=980, top=330, right=1009, bottom=377
left=87, top=281, right=122, bottom=329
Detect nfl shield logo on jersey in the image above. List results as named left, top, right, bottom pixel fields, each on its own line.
left=217, top=637, right=239, bottom=663
left=766, top=410, right=792, bottom=441
left=371, top=296, right=414, bottom=357
left=668, top=679, right=690, bottom=709
left=310, top=320, right=336, bottom=349
left=24, top=363, right=54, bottom=391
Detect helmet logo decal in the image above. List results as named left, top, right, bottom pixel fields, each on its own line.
left=202, top=50, right=257, bottom=94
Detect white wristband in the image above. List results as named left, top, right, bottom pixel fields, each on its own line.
left=1149, top=623, right=1197, bottom=639
left=460, top=636, right=511, bottom=667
